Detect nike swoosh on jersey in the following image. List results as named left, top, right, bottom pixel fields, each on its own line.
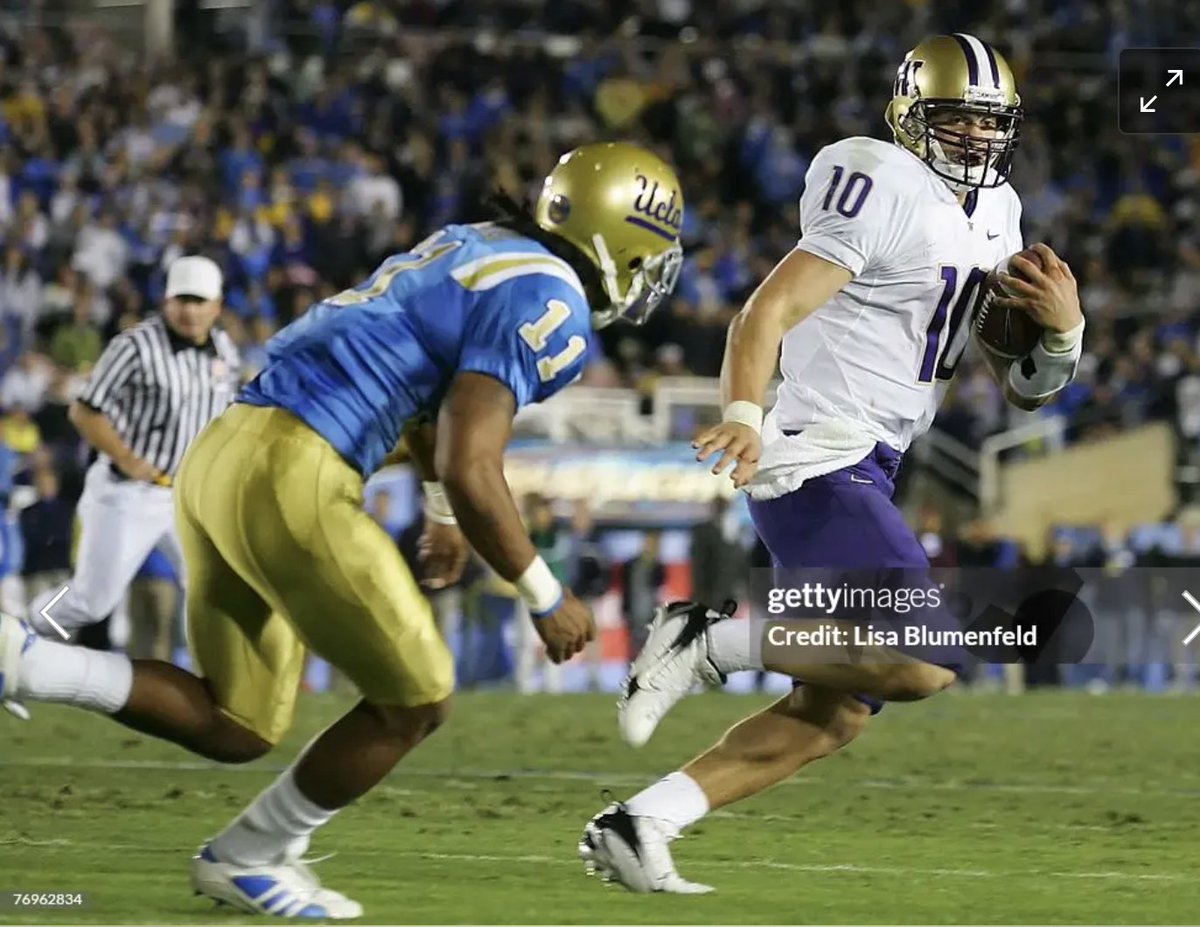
left=849, top=475, right=873, bottom=484
left=986, top=231, right=1000, bottom=240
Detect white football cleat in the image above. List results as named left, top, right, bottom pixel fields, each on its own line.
left=618, top=600, right=733, bottom=747
left=579, top=802, right=713, bottom=894
left=0, top=611, right=33, bottom=721
left=192, top=844, right=363, bottom=919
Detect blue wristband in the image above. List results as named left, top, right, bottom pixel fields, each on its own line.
left=529, top=592, right=563, bottom=621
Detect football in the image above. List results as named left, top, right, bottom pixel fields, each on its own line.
left=974, top=249, right=1045, bottom=360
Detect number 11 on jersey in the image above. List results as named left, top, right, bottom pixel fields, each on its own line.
left=918, top=265, right=987, bottom=383
left=519, top=299, right=587, bottom=383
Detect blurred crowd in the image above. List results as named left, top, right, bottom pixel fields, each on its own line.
left=0, top=2, right=1197, bottom=475
left=0, top=0, right=1196, bottom=682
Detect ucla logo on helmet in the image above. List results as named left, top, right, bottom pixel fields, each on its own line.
left=626, top=175, right=682, bottom=241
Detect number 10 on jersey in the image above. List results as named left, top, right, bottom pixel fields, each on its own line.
left=919, top=265, right=988, bottom=383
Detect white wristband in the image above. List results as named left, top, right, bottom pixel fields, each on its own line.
left=722, top=400, right=763, bottom=434
left=515, top=556, right=563, bottom=618
left=1008, top=334, right=1083, bottom=400
left=422, top=481, right=456, bottom=525
left=1039, top=317, right=1085, bottom=355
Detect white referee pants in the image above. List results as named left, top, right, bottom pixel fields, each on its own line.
left=513, top=601, right=563, bottom=694
left=28, top=459, right=185, bottom=638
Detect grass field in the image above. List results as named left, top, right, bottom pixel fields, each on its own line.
left=1, top=690, right=1198, bottom=925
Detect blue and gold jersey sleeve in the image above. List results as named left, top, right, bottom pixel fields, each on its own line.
left=458, top=271, right=592, bottom=409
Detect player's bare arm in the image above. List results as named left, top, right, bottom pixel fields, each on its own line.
left=983, top=243, right=1085, bottom=411
left=68, top=400, right=165, bottom=483
left=694, top=249, right=853, bottom=486
left=435, top=371, right=595, bottom=663
left=403, top=416, right=468, bottom=590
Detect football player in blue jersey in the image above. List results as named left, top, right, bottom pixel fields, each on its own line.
left=0, top=142, right=684, bottom=919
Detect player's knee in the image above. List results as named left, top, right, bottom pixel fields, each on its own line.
left=210, top=738, right=273, bottom=765
left=200, top=724, right=274, bottom=764
left=364, top=696, right=452, bottom=743
left=877, top=662, right=955, bottom=701
left=418, top=696, right=452, bottom=736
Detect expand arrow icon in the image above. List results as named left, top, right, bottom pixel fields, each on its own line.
left=1141, top=95, right=1158, bottom=112
left=1167, top=69, right=1183, bottom=86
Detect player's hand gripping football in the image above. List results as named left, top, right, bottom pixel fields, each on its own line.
left=419, top=521, right=469, bottom=590
left=693, top=422, right=762, bottom=488
left=535, top=590, right=596, bottom=663
left=995, top=243, right=1083, bottom=334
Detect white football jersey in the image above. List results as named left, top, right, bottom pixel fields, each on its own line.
left=749, top=136, right=1023, bottom=500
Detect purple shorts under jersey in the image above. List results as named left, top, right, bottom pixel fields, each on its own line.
left=748, top=442, right=926, bottom=570
left=747, top=441, right=961, bottom=713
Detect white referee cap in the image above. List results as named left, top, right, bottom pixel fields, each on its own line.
left=166, top=255, right=223, bottom=301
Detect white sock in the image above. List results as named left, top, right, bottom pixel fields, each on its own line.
left=17, top=636, right=132, bottom=713
left=625, top=771, right=710, bottom=834
left=707, top=617, right=765, bottom=675
left=210, top=765, right=337, bottom=867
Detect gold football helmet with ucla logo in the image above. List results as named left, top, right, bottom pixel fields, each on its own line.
left=535, top=142, right=684, bottom=328
left=885, top=34, right=1023, bottom=192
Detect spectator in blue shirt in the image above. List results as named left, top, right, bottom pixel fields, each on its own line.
left=19, top=463, right=70, bottom=603
left=288, top=130, right=330, bottom=194
left=218, top=126, right=264, bottom=196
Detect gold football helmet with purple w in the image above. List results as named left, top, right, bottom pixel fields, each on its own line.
left=886, top=34, right=1023, bottom=193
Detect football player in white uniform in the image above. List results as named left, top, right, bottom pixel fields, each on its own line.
left=580, top=34, right=1086, bottom=893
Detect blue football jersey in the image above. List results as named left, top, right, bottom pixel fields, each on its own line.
left=239, top=223, right=592, bottom=475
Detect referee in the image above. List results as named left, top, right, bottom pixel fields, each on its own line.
left=28, top=255, right=241, bottom=640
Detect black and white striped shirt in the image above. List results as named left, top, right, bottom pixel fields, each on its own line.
left=78, top=315, right=241, bottom=477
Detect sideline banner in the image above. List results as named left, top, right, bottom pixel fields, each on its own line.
left=503, top=441, right=736, bottom=524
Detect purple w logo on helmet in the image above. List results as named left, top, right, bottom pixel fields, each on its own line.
left=895, top=60, right=924, bottom=98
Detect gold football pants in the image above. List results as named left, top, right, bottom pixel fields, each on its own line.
left=175, top=403, right=454, bottom=744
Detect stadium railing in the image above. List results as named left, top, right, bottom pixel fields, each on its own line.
left=514, top=386, right=655, bottom=445
left=913, top=417, right=1069, bottom=515
left=513, top=376, right=779, bottom=446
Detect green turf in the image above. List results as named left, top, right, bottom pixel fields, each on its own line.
left=1, top=690, right=1198, bottom=924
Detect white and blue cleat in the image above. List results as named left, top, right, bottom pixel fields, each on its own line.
left=192, top=844, right=363, bottom=919
left=0, top=611, right=34, bottom=720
